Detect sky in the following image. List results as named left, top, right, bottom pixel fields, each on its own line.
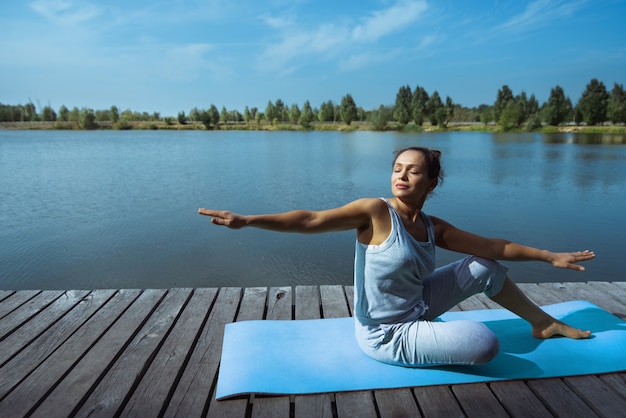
left=1, top=0, right=625, bottom=117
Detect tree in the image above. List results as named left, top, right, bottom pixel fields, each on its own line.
left=370, top=105, right=392, bottom=131
left=58, top=105, right=69, bottom=122
left=318, top=100, right=334, bottom=122
left=42, top=105, right=56, bottom=122
left=79, top=108, right=98, bottom=129
left=411, top=86, right=429, bottom=125
left=426, top=91, right=443, bottom=126
left=177, top=111, right=187, bottom=125
left=265, top=100, right=277, bottom=124
left=340, top=94, right=358, bottom=125
left=289, top=103, right=301, bottom=125
left=544, top=85, right=572, bottom=126
left=209, top=104, right=220, bottom=127
left=393, top=85, right=412, bottom=125
left=220, top=106, right=229, bottom=124
left=110, top=105, right=120, bottom=123
left=514, top=92, right=529, bottom=126
left=300, top=100, right=314, bottom=128
left=527, top=94, right=539, bottom=117
left=443, top=96, right=455, bottom=127
left=607, top=83, right=626, bottom=124
left=274, top=99, right=287, bottom=122
left=576, top=78, right=609, bottom=125
left=499, top=101, right=519, bottom=131
left=243, top=106, right=251, bottom=124
left=493, top=85, right=514, bottom=123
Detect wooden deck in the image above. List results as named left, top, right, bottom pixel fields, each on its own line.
left=0, top=282, right=625, bottom=418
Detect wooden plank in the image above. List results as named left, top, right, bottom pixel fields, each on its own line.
left=528, top=378, right=599, bottom=417
left=206, top=287, right=267, bottom=418
left=413, top=385, right=465, bottom=418
left=62, top=288, right=194, bottom=418
left=320, top=285, right=351, bottom=318
left=586, top=281, right=626, bottom=318
left=564, top=375, right=626, bottom=416
left=335, top=391, right=378, bottom=418
left=0, top=290, right=16, bottom=304
left=599, top=373, right=626, bottom=395
left=374, top=388, right=422, bottom=418
left=0, top=289, right=142, bottom=416
left=30, top=289, right=168, bottom=418
left=323, top=286, right=379, bottom=418
left=294, top=286, right=334, bottom=418
left=117, top=287, right=219, bottom=418
left=0, top=289, right=117, bottom=400
left=161, top=287, right=242, bottom=418
left=452, top=383, right=509, bottom=418
left=0, top=290, right=40, bottom=319
left=251, top=286, right=292, bottom=418
left=489, top=380, right=552, bottom=417
left=0, top=290, right=62, bottom=341
left=0, top=290, right=90, bottom=365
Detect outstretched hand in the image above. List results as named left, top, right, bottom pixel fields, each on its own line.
left=198, top=208, right=246, bottom=229
left=549, top=250, right=595, bottom=271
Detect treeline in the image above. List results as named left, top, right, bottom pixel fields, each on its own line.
left=1, top=78, right=624, bottom=131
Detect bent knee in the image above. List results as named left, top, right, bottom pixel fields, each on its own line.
left=474, top=328, right=500, bottom=364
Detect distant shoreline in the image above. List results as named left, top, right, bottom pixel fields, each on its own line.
left=1, top=120, right=624, bottom=135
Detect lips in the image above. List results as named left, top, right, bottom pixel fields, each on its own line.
left=395, top=183, right=409, bottom=190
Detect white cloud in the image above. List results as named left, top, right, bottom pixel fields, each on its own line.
left=29, top=0, right=102, bottom=25
left=496, top=0, right=587, bottom=34
left=351, top=0, right=428, bottom=42
left=258, top=0, right=429, bottom=73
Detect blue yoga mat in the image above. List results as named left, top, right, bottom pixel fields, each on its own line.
left=216, top=300, right=626, bottom=399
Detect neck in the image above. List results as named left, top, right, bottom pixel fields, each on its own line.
left=391, top=197, right=425, bottom=221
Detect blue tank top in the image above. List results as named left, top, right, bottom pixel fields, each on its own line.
left=354, top=198, right=436, bottom=325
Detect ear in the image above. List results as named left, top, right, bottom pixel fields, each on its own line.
left=428, top=178, right=438, bottom=192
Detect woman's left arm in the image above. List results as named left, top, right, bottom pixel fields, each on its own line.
left=431, top=216, right=595, bottom=272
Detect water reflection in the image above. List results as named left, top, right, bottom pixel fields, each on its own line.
left=0, top=130, right=624, bottom=289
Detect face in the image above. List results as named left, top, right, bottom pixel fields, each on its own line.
left=391, top=150, right=438, bottom=200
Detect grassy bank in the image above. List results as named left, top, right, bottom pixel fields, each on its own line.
left=1, top=120, right=625, bottom=134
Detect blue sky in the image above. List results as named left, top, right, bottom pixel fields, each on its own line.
left=1, top=0, right=625, bottom=117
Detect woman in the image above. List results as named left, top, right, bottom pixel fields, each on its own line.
left=199, top=146, right=594, bottom=367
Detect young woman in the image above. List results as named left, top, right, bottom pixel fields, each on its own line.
left=199, top=147, right=594, bottom=367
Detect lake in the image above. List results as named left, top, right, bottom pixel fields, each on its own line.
left=1, top=129, right=624, bottom=290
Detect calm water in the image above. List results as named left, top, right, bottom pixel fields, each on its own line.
left=1, top=130, right=624, bottom=290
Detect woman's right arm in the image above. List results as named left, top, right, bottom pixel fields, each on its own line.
left=198, top=198, right=382, bottom=234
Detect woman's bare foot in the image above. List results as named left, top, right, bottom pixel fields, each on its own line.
left=531, top=319, right=591, bottom=339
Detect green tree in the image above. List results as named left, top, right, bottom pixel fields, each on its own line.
left=265, top=100, right=277, bottom=124
left=370, top=105, right=392, bottom=131
left=110, top=105, right=120, bottom=123
left=209, top=104, right=220, bottom=127
left=607, top=83, right=626, bottom=124
left=79, top=108, right=98, bottom=129
left=544, top=85, right=571, bottom=126
left=24, top=102, right=37, bottom=122
left=274, top=99, right=287, bottom=122
left=527, top=94, right=539, bottom=117
left=411, top=86, right=429, bottom=125
left=393, top=85, right=412, bottom=125
left=318, top=100, right=334, bottom=122
left=177, top=111, right=187, bottom=125
left=443, top=96, right=455, bottom=127
left=289, top=103, right=301, bottom=125
left=243, top=106, right=251, bottom=124
left=499, top=101, right=519, bottom=131
left=42, top=105, right=56, bottom=122
left=300, top=100, right=314, bottom=128
left=189, top=107, right=200, bottom=123
left=514, top=92, right=529, bottom=126
left=576, top=78, right=609, bottom=125
left=220, top=106, right=229, bottom=124
left=340, top=94, right=358, bottom=125
left=58, top=105, right=69, bottom=122
left=493, top=85, right=514, bottom=123
left=426, top=91, right=443, bottom=126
